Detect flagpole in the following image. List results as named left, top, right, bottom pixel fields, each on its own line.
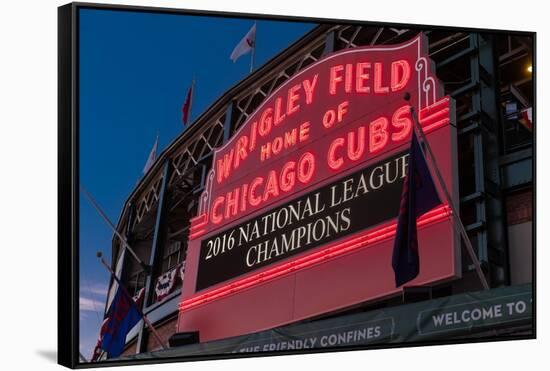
left=97, top=252, right=169, bottom=350
left=154, top=132, right=159, bottom=157
left=250, top=46, right=255, bottom=73
left=81, top=185, right=150, bottom=272
left=407, top=101, right=489, bottom=290
left=250, top=22, right=256, bottom=73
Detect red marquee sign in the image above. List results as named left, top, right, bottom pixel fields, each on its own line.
left=178, top=34, right=460, bottom=343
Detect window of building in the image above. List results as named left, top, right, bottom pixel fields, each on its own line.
left=497, top=34, right=533, bottom=154
left=128, top=269, right=147, bottom=297
left=151, top=237, right=188, bottom=304
left=502, top=100, right=533, bottom=152
left=161, top=240, right=185, bottom=273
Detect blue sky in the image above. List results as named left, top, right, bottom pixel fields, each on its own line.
left=78, top=7, right=315, bottom=358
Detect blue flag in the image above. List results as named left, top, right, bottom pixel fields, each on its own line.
left=392, top=130, right=441, bottom=287
left=100, top=287, right=143, bottom=359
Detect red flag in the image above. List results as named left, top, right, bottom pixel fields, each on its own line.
left=519, top=107, right=533, bottom=131
left=182, top=83, right=193, bottom=126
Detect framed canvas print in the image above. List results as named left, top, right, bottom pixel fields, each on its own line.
left=58, top=2, right=535, bottom=368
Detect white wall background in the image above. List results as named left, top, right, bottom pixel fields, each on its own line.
left=0, top=0, right=546, bottom=370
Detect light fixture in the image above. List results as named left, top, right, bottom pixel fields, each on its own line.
left=527, top=65, right=533, bottom=73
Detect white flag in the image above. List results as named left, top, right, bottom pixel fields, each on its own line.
left=230, top=23, right=256, bottom=62
left=143, top=135, right=159, bottom=174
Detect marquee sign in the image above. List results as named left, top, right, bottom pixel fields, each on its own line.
left=178, top=34, right=460, bottom=343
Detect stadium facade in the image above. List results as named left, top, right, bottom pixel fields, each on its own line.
left=104, top=24, right=533, bottom=356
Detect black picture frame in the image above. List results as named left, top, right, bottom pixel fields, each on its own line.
left=58, top=2, right=536, bottom=368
